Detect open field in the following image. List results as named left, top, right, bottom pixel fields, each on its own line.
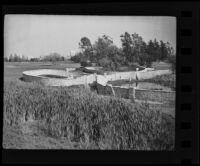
left=151, top=61, right=172, bottom=70
left=4, top=61, right=80, bottom=82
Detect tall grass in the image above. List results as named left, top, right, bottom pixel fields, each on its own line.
left=4, top=81, right=174, bottom=150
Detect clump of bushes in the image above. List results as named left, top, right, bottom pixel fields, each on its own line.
left=80, top=60, right=92, bottom=67
left=4, top=81, right=174, bottom=150
left=70, top=52, right=83, bottom=63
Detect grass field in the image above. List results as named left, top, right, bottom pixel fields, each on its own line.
left=4, top=61, right=80, bottom=82
left=151, top=61, right=172, bottom=70
left=3, top=61, right=175, bottom=150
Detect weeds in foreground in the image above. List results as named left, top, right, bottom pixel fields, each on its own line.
left=4, top=81, right=174, bottom=150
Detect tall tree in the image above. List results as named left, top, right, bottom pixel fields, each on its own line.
left=146, top=40, right=155, bottom=62
left=131, top=33, right=145, bottom=63
left=120, top=32, right=133, bottom=63
left=165, top=42, right=175, bottom=57
left=13, top=53, right=20, bottom=62
left=92, top=35, right=114, bottom=62
left=146, top=39, right=161, bottom=62
left=137, top=41, right=152, bottom=67
left=79, top=37, right=92, bottom=52
left=160, top=40, right=168, bottom=60
left=153, top=38, right=161, bottom=61
left=79, top=37, right=93, bottom=61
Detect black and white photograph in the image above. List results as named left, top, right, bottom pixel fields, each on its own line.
left=3, top=15, right=176, bottom=150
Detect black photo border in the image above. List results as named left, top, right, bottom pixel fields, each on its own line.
left=1, top=0, right=199, bottom=165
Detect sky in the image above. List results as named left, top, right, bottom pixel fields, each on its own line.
left=4, top=15, right=176, bottom=58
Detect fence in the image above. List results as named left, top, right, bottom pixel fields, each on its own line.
left=39, top=74, right=97, bottom=87
left=96, top=83, right=133, bottom=100
left=97, top=69, right=171, bottom=82
left=22, top=68, right=172, bottom=89
left=23, top=69, right=97, bottom=86
left=96, top=82, right=175, bottom=103
left=22, top=68, right=175, bottom=103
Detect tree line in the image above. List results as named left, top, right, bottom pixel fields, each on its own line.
left=4, top=54, right=29, bottom=62
left=4, top=32, right=176, bottom=72
left=4, top=52, right=66, bottom=62
left=71, top=32, right=176, bottom=71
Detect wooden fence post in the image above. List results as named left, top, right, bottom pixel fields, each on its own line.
left=133, top=87, right=136, bottom=101
left=96, top=73, right=98, bottom=82
left=110, top=84, right=115, bottom=97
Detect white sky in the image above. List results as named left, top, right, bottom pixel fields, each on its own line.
left=4, top=15, right=176, bottom=58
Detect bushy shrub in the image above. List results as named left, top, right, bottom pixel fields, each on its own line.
left=80, top=60, right=92, bottom=67
left=98, top=58, right=121, bottom=71
left=4, top=81, right=174, bottom=150
left=98, top=57, right=111, bottom=69
left=138, top=53, right=152, bottom=67
left=70, top=52, right=83, bottom=63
